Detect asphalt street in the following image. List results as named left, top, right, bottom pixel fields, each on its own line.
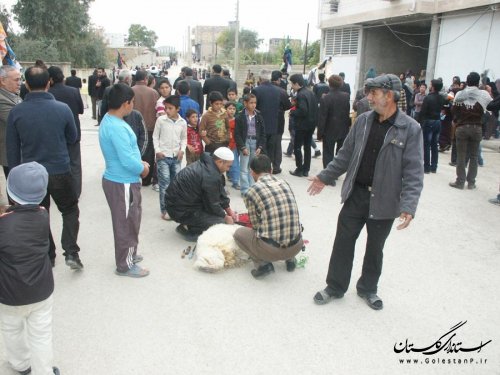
left=1, top=79, right=500, bottom=375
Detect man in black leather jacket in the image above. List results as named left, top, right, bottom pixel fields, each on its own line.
left=288, top=73, right=318, bottom=178
left=165, top=147, right=236, bottom=241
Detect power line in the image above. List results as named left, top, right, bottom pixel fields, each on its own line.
left=357, top=5, right=494, bottom=31
left=383, top=6, right=492, bottom=50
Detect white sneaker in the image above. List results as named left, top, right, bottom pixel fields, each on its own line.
left=152, top=184, right=160, bottom=192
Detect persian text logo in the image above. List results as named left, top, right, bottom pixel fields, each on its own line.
left=394, top=321, right=491, bottom=365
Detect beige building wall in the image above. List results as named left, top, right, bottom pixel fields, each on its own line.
left=192, top=26, right=227, bottom=64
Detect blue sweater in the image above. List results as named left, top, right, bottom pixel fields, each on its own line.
left=7, top=91, right=77, bottom=174
left=179, top=95, right=200, bottom=120
left=99, top=113, right=144, bottom=183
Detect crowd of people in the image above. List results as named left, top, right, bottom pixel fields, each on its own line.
left=0, top=57, right=499, bottom=374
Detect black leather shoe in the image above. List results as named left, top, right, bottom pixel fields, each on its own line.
left=176, top=224, right=199, bottom=242
left=251, top=263, right=275, bottom=279
left=449, top=181, right=464, bottom=190
left=302, top=171, right=309, bottom=177
left=289, top=169, right=303, bottom=177
left=286, top=258, right=296, bottom=272
left=272, top=168, right=282, bottom=175
left=65, top=254, right=83, bottom=270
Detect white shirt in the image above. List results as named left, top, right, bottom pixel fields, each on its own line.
left=152, top=115, right=187, bottom=157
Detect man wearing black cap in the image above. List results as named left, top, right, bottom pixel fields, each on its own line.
left=308, top=74, right=424, bottom=310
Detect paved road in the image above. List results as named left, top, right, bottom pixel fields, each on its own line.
left=1, top=89, right=500, bottom=375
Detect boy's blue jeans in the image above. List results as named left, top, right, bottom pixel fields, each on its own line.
left=157, top=157, right=180, bottom=214
left=240, top=138, right=257, bottom=195
left=228, top=148, right=240, bottom=186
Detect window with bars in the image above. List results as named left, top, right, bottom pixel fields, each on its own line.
left=329, top=0, right=339, bottom=13
left=324, top=27, right=359, bottom=55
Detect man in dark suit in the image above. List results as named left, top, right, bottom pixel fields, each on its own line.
left=339, top=72, right=351, bottom=97
left=317, top=74, right=351, bottom=172
left=184, top=67, right=204, bottom=114
left=48, top=66, right=84, bottom=198
left=88, top=69, right=98, bottom=119
left=222, top=69, right=237, bottom=93
left=253, top=69, right=291, bottom=174
left=65, top=69, right=82, bottom=90
left=202, top=64, right=231, bottom=109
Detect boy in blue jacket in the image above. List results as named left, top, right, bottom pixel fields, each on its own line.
left=99, top=83, right=150, bottom=278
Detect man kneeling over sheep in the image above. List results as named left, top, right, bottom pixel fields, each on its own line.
left=233, top=154, right=304, bottom=279
left=166, top=147, right=236, bottom=241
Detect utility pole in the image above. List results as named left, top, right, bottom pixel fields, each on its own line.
left=303, top=23, right=309, bottom=75
left=234, top=0, right=239, bottom=83
left=187, top=26, right=191, bottom=62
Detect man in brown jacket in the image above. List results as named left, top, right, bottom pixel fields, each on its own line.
left=132, top=70, right=159, bottom=186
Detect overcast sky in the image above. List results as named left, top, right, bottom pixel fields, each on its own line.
left=2, top=0, right=322, bottom=50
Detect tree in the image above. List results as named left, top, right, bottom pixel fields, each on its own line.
left=0, top=6, right=13, bottom=35
left=69, top=29, right=108, bottom=68
left=12, top=37, right=60, bottom=62
left=305, top=40, right=321, bottom=67
left=127, top=24, right=158, bottom=50
left=11, top=0, right=108, bottom=67
left=13, top=0, right=91, bottom=42
left=217, top=28, right=262, bottom=56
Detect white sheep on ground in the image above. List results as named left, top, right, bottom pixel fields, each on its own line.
left=193, top=224, right=250, bottom=272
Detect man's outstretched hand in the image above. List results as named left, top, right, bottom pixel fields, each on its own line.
left=307, top=176, right=326, bottom=196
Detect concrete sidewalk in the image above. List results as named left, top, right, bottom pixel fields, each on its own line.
left=1, top=105, right=500, bottom=375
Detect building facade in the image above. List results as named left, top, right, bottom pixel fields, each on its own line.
left=191, top=26, right=227, bottom=64
left=156, top=46, right=176, bottom=57
left=104, top=33, right=127, bottom=48
left=318, top=0, right=500, bottom=94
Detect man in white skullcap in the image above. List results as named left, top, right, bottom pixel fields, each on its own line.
left=166, top=147, right=237, bottom=241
